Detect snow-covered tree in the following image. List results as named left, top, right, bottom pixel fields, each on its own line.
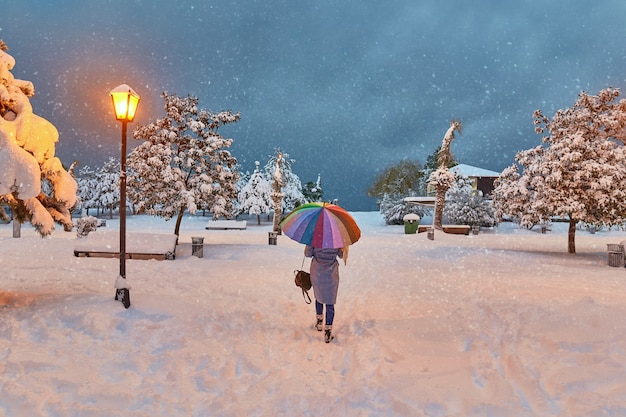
left=418, top=146, right=458, bottom=195
left=235, top=164, right=250, bottom=191
left=231, top=163, right=249, bottom=217
left=0, top=41, right=77, bottom=237
left=444, top=175, right=496, bottom=227
left=238, top=161, right=272, bottom=225
left=267, top=150, right=285, bottom=232
left=264, top=151, right=305, bottom=213
left=429, top=120, right=462, bottom=230
left=76, top=165, right=98, bottom=215
left=368, top=160, right=423, bottom=200
left=493, top=88, right=626, bottom=253
left=95, top=157, right=121, bottom=219
left=282, top=171, right=305, bottom=212
left=302, top=174, right=323, bottom=203
left=128, top=92, right=240, bottom=237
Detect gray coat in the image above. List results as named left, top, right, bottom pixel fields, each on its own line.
left=305, top=246, right=343, bottom=304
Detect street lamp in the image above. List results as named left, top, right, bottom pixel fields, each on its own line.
left=110, top=84, right=140, bottom=309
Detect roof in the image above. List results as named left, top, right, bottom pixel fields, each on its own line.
left=450, top=164, right=500, bottom=178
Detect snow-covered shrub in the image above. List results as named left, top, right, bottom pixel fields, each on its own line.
left=76, top=216, right=98, bottom=238
left=380, top=194, right=428, bottom=225
left=577, top=221, right=605, bottom=233
left=444, top=176, right=497, bottom=227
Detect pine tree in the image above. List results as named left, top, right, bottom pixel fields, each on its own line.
left=128, top=93, right=240, bottom=237
left=266, top=150, right=285, bottom=232
left=232, top=164, right=250, bottom=217
left=264, top=150, right=305, bottom=213
left=302, top=174, right=323, bottom=203
left=493, top=88, right=626, bottom=253
left=96, top=157, right=121, bottom=219
left=76, top=165, right=98, bottom=216
left=238, top=161, right=272, bottom=225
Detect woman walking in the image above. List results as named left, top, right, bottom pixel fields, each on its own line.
left=305, top=245, right=344, bottom=343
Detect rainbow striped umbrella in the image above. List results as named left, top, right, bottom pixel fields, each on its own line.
left=280, top=202, right=361, bottom=248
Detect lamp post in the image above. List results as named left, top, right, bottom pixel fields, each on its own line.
left=110, top=84, right=140, bottom=309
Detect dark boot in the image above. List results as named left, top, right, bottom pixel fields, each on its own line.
left=324, top=325, right=334, bottom=343
left=315, top=314, right=323, bottom=331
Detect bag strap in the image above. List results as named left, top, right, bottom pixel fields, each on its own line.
left=301, top=288, right=311, bottom=304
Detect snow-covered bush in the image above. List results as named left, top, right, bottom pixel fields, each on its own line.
left=444, top=176, right=497, bottom=227
left=380, top=194, right=428, bottom=225
left=76, top=216, right=98, bottom=238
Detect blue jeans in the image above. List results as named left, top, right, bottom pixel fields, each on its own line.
left=315, top=300, right=334, bottom=326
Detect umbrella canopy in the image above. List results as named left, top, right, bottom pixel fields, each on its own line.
left=280, top=202, right=361, bottom=248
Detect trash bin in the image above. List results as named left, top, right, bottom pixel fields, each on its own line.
left=472, top=225, right=479, bottom=235
left=607, top=244, right=624, bottom=267
left=403, top=213, right=420, bottom=234
left=268, top=231, right=278, bottom=245
left=427, top=228, right=434, bottom=240
left=191, top=236, right=204, bottom=258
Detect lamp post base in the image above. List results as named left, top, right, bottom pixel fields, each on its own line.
left=115, top=288, right=131, bottom=309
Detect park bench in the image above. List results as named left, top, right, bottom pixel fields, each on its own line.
left=74, top=231, right=178, bottom=260
left=417, top=225, right=471, bottom=235
left=205, top=220, right=247, bottom=230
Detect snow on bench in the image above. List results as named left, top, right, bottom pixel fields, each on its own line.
left=74, top=231, right=178, bottom=260
left=417, top=225, right=471, bottom=235
left=205, top=220, right=247, bottom=230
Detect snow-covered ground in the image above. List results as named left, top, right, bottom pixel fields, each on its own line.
left=1, top=212, right=626, bottom=417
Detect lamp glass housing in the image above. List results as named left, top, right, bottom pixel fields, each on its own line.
left=110, top=84, right=140, bottom=122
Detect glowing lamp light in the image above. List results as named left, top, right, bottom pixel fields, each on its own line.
left=110, top=84, right=140, bottom=122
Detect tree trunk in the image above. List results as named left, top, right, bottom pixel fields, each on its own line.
left=568, top=218, right=576, bottom=254
left=12, top=219, right=20, bottom=238
left=257, top=214, right=261, bottom=225
left=174, top=207, right=185, bottom=241
left=271, top=192, right=284, bottom=233
left=433, top=186, right=446, bottom=230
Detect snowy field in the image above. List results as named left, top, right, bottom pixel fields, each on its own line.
left=1, top=212, right=626, bottom=417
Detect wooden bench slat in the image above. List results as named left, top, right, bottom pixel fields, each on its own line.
left=417, top=225, right=471, bottom=235
left=73, top=232, right=178, bottom=260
